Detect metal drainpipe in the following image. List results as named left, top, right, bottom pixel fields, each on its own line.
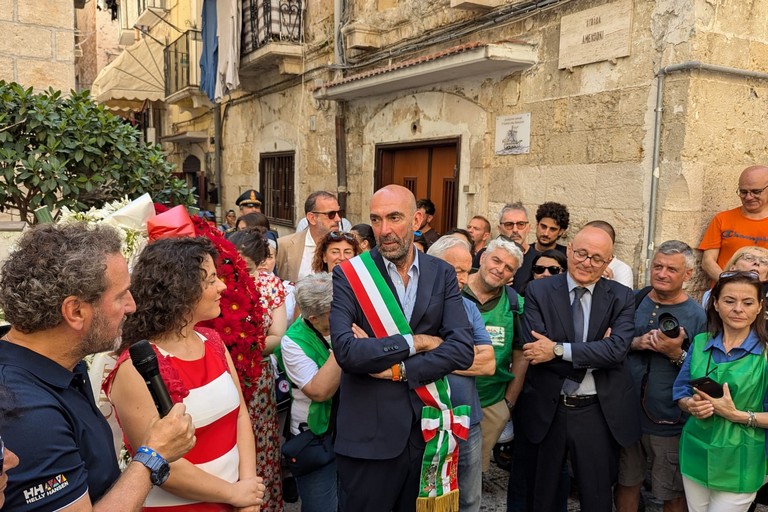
left=214, top=103, right=223, bottom=213
left=644, top=61, right=768, bottom=285
left=334, top=0, right=348, bottom=213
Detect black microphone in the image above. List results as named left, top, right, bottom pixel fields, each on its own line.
left=129, top=339, right=174, bottom=417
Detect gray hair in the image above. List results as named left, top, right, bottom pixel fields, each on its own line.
left=498, top=201, right=527, bottom=224
left=427, top=236, right=471, bottom=258
left=0, top=223, right=122, bottom=333
left=295, top=272, right=334, bottom=319
left=485, top=238, right=524, bottom=267
left=304, top=191, right=337, bottom=214
left=655, top=240, right=696, bottom=270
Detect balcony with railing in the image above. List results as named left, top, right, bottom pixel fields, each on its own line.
left=240, top=0, right=305, bottom=77
left=165, top=30, right=208, bottom=108
left=118, top=0, right=168, bottom=45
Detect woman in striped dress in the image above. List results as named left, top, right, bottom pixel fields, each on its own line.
left=106, top=237, right=265, bottom=511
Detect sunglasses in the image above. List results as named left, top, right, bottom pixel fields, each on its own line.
left=0, top=436, right=4, bottom=476
left=500, top=221, right=529, bottom=230
left=312, top=210, right=344, bottom=220
left=719, top=270, right=760, bottom=281
left=532, top=265, right=563, bottom=275
left=328, top=231, right=356, bottom=243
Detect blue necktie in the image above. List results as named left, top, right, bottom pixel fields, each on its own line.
left=563, top=287, right=587, bottom=395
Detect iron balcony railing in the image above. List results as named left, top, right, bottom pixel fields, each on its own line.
left=165, top=30, right=202, bottom=98
left=241, top=0, right=304, bottom=55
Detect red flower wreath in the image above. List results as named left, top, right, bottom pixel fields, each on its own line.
left=191, top=216, right=266, bottom=404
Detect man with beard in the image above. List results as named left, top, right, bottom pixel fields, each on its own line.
left=331, top=185, right=475, bottom=512
left=497, top=202, right=537, bottom=295
left=533, top=202, right=569, bottom=254
left=0, top=223, right=195, bottom=511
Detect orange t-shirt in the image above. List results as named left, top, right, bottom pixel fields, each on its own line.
left=698, top=207, right=768, bottom=268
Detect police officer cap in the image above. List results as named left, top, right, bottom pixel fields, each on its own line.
left=236, top=189, right=263, bottom=207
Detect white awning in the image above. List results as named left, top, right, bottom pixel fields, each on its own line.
left=314, top=41, right=537, bottom=101
left=91, top=37, right=165, bottom=110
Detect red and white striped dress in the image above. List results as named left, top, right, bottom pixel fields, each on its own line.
left=107, top=329, right=241, bottom=511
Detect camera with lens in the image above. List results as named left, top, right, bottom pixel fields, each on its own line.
left=658, top=312, right=680, bottom=338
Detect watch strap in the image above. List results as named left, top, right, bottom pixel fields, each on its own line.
left=134, top=446, right=170, bottom=486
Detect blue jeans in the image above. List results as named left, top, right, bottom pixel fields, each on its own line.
left=296, top=459, right=342, bottom=512
left=457, top=424, right=482, bottom=512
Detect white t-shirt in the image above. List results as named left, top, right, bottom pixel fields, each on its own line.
left=608, top=257, right=634, bottom=288
left=281, top=334, right=331, bottom=435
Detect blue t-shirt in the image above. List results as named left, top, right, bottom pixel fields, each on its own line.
left=0, top=341, right=121, bottom=511
left=445, top=298, right=492, bottom=426
left=628, top=295, right=707, bottom=436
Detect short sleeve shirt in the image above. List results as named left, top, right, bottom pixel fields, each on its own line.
left=699, top=207, right=768, bottom=269
left=0, top=340, right=120, bottom=511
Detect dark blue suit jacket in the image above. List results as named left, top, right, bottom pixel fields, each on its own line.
left=330, top=248, right=475, bottom=459
left=517, top=273, right=641, bottom=448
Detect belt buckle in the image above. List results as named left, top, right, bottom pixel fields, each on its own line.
left=562, top=395, right=576, bottom=408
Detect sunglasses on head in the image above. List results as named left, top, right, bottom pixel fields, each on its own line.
left=532, top=265, right=563, bottom=275
left=329, top=231, right=356, bottom=243
left=719, top=269, right=760, bottom=281
left=312, top=210, right=344, bottom=220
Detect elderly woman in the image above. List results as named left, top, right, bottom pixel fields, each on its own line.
left=702, top=246, right=768, bottom=306
left=310, top=231, right=361, bottom=274
left=228, top=227, right=288, bottom=511
left=673, top=270, right=768, bottom=511
left=280, top=273, right=342, bottom=512
left=106, top=237, right=265, bottom=511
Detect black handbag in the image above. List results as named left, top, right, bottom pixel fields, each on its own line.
left=281, top=424, right=335, bottom=477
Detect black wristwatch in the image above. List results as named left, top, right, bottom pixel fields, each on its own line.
left=553, top=343, right=565, bottom=358
left=133, top=446, right=170, bottom=486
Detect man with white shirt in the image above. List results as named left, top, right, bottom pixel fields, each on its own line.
left=276, top=191, right=342, bottom=282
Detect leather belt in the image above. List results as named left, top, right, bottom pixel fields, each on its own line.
left=561, top=395, right=598, bottom=408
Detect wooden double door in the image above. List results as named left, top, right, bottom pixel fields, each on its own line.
left=375, top=140, right=459, bottom=235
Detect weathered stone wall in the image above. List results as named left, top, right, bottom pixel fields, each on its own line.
left=0, top=0, right=76, bottom=91
left=74, top=0, right=121, bottom=91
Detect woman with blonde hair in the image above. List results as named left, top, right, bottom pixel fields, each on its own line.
left=702, top=246, right=768, bottom=306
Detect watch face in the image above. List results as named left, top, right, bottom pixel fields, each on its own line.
left=553, top=344, right=564, bottom=357
left=152, top=463, right=170, bottom=486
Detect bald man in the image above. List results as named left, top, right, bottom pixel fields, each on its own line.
left=330, top=185, right=474, bottom=512
left=518, top=222, right=639, bottom=512
left=700, top=165, right=768, bottom=282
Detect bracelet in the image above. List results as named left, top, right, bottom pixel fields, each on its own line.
left=391, top=363, right=401, bottom=381
left=747, top=410, right=757, bottom=428
left=400, top=362, right=407, bottom=382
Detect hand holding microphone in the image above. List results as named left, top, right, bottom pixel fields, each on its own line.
left=130, top=340, right=195, bottom=462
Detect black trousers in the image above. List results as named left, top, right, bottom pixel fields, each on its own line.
left=336, top=425, right=424, bottom=512
left=526, top=401, right=619, bottom=512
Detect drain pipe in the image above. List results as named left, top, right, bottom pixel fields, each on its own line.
left=644, top=61, right=768, bottom=284
left=333, top=0, right=349, bottom=214
left=214, top=103, right=223, bottom=214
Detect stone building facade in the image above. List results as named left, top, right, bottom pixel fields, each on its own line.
left=0, top=0, right=78, bottom=91
left=98, top=0, right=768, bottom=290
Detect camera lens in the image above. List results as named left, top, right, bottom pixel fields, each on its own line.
left=658, top=312, right=680, bottom=338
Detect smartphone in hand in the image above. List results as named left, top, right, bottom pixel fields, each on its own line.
left=690, top=376, right=724, bottom=398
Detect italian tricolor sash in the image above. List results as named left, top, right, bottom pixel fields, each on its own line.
left=340, top=252, right=470, bottom=512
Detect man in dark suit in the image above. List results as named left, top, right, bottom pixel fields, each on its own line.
left=330, top=185, right=475, bottom=512
left=519, top=222, right=639, bottom=512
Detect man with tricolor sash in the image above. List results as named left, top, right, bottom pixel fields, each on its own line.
left=331, top=185, right=475, bottom=512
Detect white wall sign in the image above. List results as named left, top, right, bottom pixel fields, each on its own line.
left=558, top=0, right=632, bottom=69
left=495, top=113, right=531, bottom=155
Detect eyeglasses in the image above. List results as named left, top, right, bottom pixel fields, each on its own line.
left=0, top=436, right=4, bottom=476
left=737, top=184, right=768, bottom=198
left=500, top=221, right=529, bottom=230
left=328, top=231, right=356, bottom=243
left=719, top=269, right=760, bottom=281
left=738, top=253, right=768, bottom=266
left=312, top=210, right=344, bottom=220
left=532, top=265, right=563, bottom=275
left=570, top=247, right=610, bottom=266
